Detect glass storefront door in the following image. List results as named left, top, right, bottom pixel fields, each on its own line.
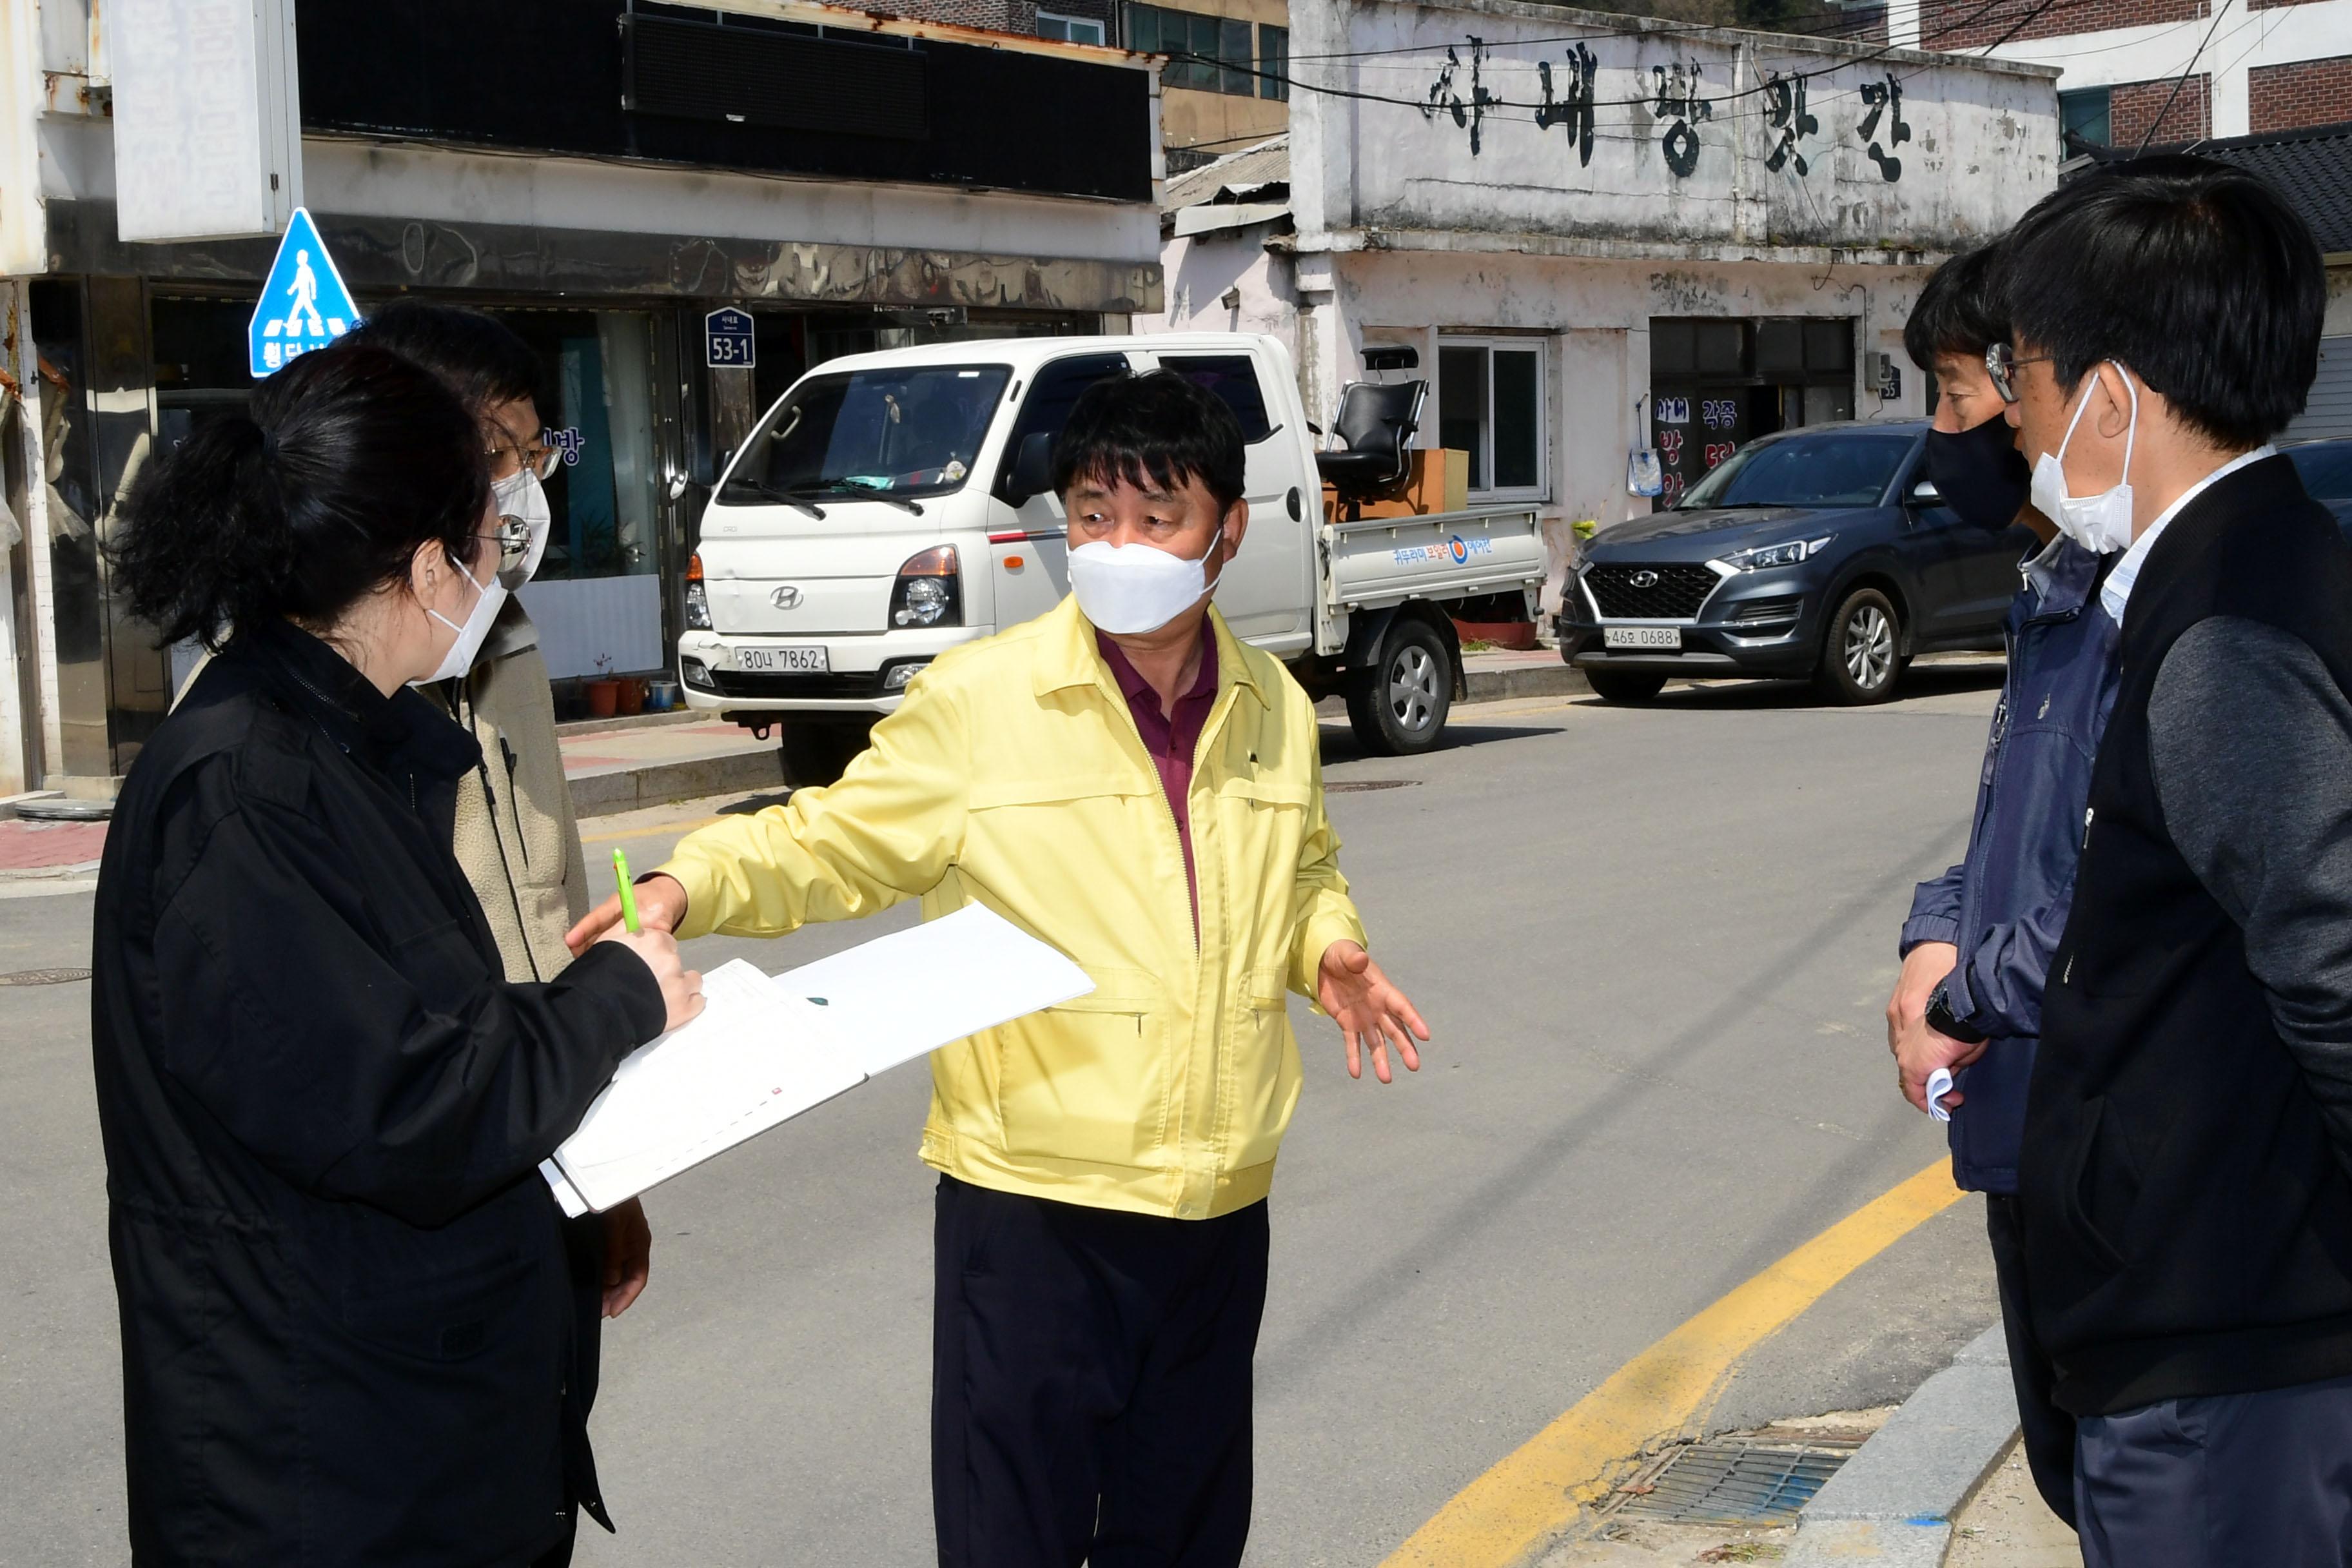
left=1647, top=317, right=1857, bottom=511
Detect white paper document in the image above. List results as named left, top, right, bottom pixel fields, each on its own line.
left=773, top=903, right=1097, bottom=1076
left=544, top=959, right=864, bottom=1216
left=542, top=903, right=1093, bottom=1215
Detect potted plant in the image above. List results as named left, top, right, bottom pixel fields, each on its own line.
left=583, top=654, right=620, bottom=719
left=1448, top=591, right=1539, bottom=651
left=616, top=676, right=647, bottom=716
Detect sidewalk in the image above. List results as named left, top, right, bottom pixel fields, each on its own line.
left=0, top=818, right=106, bottom=890
left=1785, top=1324, right=2076, bottom=1567
left=557, top=713, right=781, bottom=818
left=1946, top=1440, right=2077, bottom=1566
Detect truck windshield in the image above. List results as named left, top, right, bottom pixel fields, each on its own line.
left=721, top=365, right=1012, bottom=504
left=1675, top=430, right=1915, bottom=510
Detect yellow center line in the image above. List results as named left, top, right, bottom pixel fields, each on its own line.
left=1380, top=1157, right=1964, bottom=1568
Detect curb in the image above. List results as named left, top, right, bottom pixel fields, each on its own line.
left=0, top=790, right=61, bottom=823
left=1786, top=1325, right=2017, bottom=1567
left=569, top=748, right=783, bottom=819
left=555, top=709, right=707, bottom=740
left=0, top=859, right=103, bottom=880
left=1463, top=662, right=1591, bottom=703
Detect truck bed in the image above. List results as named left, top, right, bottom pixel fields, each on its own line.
left=1322, top=505, right=1549, bottom=614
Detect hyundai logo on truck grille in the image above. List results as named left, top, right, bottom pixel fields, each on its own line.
left=771, top=585, right=803, bottom=610
left=1629, top=570, right=1660, bottom=588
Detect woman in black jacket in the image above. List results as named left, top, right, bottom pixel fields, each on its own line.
left=91, top=343, right=702, bottom=1567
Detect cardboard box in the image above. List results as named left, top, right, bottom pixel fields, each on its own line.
left=1322, top=448, right=1469, bottom=522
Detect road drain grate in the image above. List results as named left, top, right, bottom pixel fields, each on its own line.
left=1611, top=1438, right=1856, bottom=1525
left=0, top=967, right=93, bottom=986
left=1325, top=779, right=1419, bottom=794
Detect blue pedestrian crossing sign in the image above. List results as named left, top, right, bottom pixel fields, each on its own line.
left=248, top=208, right=360, bottom=378
left=705, top=306, right=756, bottom=369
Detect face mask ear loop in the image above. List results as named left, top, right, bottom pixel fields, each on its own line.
left=426, top=551, right=483, bottom=637
left=1202, top=529, right=1233, bottom=598
left=2053, top=369, right=2100, bottom=488
left=2112, top=362, right=2139, bottom=491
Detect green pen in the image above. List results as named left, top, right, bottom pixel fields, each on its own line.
left=613, top=848, right=642, bottom=935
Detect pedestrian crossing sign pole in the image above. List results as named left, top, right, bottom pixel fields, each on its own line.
left=248, top=208, right=360, bottom=378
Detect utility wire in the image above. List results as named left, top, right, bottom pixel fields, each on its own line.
left=1277, top=0, right=2066, bottom=66
left=1161, top=0, right=2068, bottom=127
left=2133, top=0, right=2231, bottom=153
left=1281, top=5, right=1899, bottom=63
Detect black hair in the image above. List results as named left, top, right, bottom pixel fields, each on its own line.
left=1051, top=369, right=1246, bottom=515
left=112, top=342, right=488, bottom=651
left=346, top=296, right=541, bottom=416
left=1996, top=155, right=2324, bottom=448
left=1903, top=243, right=2008, bottom=373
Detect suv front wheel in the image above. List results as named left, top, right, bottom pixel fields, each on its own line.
left=1816, top=587, right=1903, bottom=705
left=1586, top=670, right=1668, bottom=704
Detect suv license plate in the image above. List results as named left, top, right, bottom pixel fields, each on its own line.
left=1603, top=627, right=1681, bottom=650
left=738, top=645, right=830, bottom=674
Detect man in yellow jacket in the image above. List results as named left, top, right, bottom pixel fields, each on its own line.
left=571, top=369, right=1426, bottom=1567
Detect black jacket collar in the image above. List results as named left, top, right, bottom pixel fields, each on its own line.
left=229, top=618, right=481, bottom=786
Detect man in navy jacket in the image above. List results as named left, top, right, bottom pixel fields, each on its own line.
left=1886, top=241, right=2120, bottom=1527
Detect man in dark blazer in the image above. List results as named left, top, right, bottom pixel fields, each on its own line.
left=1987, top=157, right=2352, bottom=1565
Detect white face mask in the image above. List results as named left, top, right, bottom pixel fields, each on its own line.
left=491, top=469, right=551, bottom=589
left=1066, top=538, right=1224, bottom=634
left=415, top=552, right=509, bottom=686
left=2028, top=364, right=2138, bottom=555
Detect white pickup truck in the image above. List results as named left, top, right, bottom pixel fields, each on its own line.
left=678, top=331, right=1548, bottom=785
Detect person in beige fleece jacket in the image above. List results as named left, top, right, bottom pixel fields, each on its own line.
left=353, top=300, right=655, bottom=1328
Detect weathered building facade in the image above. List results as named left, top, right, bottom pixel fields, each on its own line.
left=1148, top=0, right=2059, bottom=605
left=0, top=0, right=1161, bottom=794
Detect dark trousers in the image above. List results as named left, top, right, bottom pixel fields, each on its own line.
left=931, top=1175, right=1270, bottom=1568
left=2074, top=1372, right=2352, bottom=1567
left=1984, top=1193, right=2079, bottom=1528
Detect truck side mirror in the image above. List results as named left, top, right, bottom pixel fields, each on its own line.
left=1004, top=431, right=1056, bottom=506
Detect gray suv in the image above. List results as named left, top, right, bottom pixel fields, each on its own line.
left=1558, top=420, right=2035, bottom=703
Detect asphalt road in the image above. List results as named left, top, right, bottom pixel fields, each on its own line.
left=2, top=664, right=2012, bottom=1566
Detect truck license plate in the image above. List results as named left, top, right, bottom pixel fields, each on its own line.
left=1603, top=627, right=1681, bottom=650
left=738, top=645, right=830, bottom=674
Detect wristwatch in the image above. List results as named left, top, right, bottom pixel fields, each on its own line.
left=1925, top=981, right=1986, bottom=1045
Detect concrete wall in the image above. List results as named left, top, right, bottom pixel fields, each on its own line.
left=1289, top=0, right=2059, bottom=259
left=1162, top=84, right=1291, bottom=162
left=1150, top=220, right=1303, bottom=337
left=1154, top=0, right=2058, bottom=613
left=2323, top=266, right=2352, bottom=336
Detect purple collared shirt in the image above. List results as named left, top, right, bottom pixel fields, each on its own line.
left=1096, top=630, right=1219, bottom=932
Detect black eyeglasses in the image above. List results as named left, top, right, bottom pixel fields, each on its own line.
left=1984, top=342, right=2052, bottom=405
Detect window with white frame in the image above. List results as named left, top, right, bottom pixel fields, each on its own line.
left=1037, top=9, right=1107, bottom=43
left=1436, top=338, right=1545, bottom=499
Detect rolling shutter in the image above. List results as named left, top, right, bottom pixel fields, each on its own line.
left=2289, top=335, right=2352, bottom=442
